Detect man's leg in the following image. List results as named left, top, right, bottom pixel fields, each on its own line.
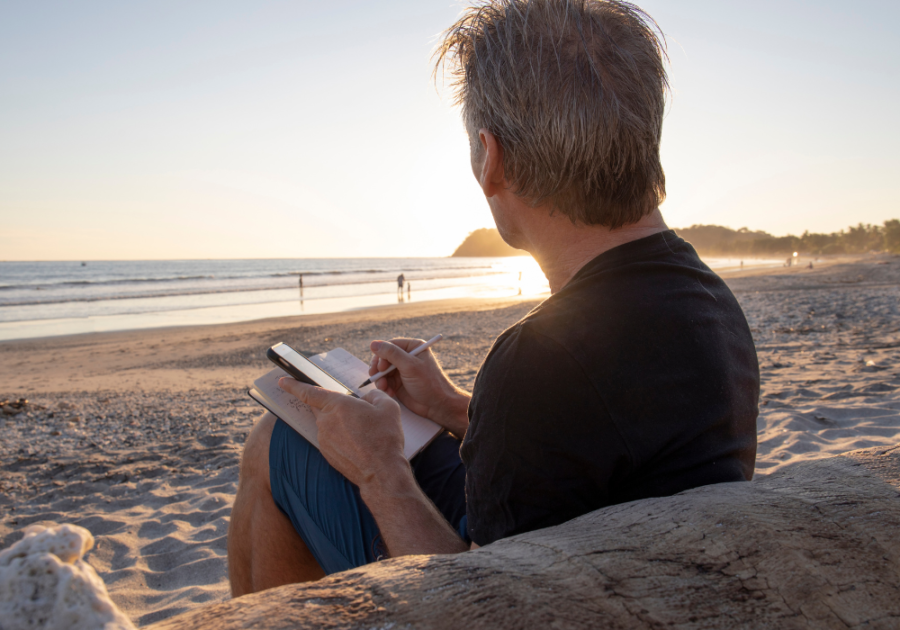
left=229, top=414, right=467, bottom=595
left=227, top=412, right=325, bottom=597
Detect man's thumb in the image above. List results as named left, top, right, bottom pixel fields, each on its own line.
left=279, top=377, right=329, bottom=409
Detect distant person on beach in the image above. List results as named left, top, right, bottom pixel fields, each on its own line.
left=229, top=0, right=759, bottom=593
left=397, top=273, right=405, bottom=295
left=407, top=282, right=411, bottom=299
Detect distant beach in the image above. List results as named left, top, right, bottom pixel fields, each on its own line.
left=0, top=255, right=783, bottom=341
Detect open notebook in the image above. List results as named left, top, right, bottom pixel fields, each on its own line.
left=248, top=347, right=442, bottom=460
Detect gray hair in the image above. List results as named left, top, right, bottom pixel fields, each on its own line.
left=435, top=0, right=669, bottom=228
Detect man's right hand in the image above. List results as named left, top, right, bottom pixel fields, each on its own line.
left=368, top=338, right=471, bottom=438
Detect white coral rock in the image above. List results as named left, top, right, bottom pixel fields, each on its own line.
left=0, top=524, right=135, bottom=630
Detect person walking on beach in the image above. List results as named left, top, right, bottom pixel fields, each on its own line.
left=298, top=274, right=304, bottom=297
left=229, top=0, right=759, bottom=593
left=397, top=273, right=405, bottom=296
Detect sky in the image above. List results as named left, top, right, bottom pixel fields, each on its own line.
left=1, top=0, right=898, bottom=261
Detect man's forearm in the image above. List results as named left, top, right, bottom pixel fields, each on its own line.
left=360, top=459, right=468, bottom=557
left=432, top=389, right=471, bottom=439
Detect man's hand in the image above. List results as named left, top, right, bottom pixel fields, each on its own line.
left=278, top=377, right=408, bottom=489
left=368, top=339, right=471, bottom=437
left=277, top=376, right=469, bottom=558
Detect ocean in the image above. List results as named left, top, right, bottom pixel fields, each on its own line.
left=0, top=257, right=546, bottom=341
left=0, top=255, right=779, bottom=341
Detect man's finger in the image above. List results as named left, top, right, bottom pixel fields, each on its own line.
left=362, top=388, right=389, bottom=405
left=370, top=340, right=422, bottom=372
left=387, top=338, right=426, bottom=352
left=278, top=377, right=336, bottom=410
left=362, top=389, right=401, bottom=414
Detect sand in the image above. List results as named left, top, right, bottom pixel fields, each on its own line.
left=1, top=255, right=899, bottom=626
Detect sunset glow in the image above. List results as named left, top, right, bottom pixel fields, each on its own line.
left=1, top=1, right=897, bottom=261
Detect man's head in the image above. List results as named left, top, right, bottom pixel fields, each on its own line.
left=436, top=0, right=668, bottom=230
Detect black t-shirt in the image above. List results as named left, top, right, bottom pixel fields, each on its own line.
left=460, top=231, right=759, bottom=547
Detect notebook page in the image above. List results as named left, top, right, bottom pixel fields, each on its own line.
left=251, top=367, right=320, bottom=449
left=310, top=348, right=442, bottom=459
left=307, top=348, right=372, bottom=396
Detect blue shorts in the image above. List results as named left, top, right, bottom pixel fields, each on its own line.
left=269, top=418, right=468, bottom=575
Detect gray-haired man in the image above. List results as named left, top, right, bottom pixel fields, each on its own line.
left=228, top=0, right=758, bottom=594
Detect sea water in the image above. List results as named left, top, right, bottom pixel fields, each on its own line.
left=0, top=256, right=780, bottom=341
left=0, top=257, right=545, bottom=340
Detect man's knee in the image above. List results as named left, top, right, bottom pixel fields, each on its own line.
left=240, top=412, right=278, bottom=487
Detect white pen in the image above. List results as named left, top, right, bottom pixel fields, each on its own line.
left=358, top=334, right=443, bottom=389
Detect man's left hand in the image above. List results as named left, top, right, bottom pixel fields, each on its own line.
left=277, top=377, right=408, bottom=488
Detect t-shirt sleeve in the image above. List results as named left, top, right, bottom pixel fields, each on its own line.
left=460, top=325, right=632, bottom=547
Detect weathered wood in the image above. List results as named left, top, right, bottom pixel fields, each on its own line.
left=150, top=445, right=900, bottom=629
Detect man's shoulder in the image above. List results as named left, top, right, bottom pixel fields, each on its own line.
left=539, top=232, right=739, bottom=330
left=481, top=231, right=752, bottom=383
left=471, top=308, right=583, bottom=404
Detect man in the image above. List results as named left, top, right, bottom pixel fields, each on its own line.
left=228, top=0, right=759, bottom=594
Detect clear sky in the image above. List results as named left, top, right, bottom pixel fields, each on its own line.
left=1, top=0, right=898, bottom=261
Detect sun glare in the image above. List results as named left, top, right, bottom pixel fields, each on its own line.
left=491, top=256, right=550, bottom=297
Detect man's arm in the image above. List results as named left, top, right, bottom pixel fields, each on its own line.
left=367, top=339, right=471, bottom=438
left=360, top=458, right=469, bottom=556
left=278, top=378, right=469, bottom=557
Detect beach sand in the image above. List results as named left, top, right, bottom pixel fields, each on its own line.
left=2, top=255, right=899, bottom=626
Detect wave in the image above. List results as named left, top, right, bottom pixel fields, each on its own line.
left=0, top=263, right=505, bottom=291
left=267, top=263, right=499, bottom=277
left=0, top=271, right=509, bottom=308
left=0, top=279, right=521, bottom=324
left=0, top=275, right=215, bottom=290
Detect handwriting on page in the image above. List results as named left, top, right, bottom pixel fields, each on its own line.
left=285, top=396, right=313, bottom=416
left=252, top=367, right=320, bottom=449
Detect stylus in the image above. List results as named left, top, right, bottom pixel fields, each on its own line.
left=358, top=334, right=443, bottom=388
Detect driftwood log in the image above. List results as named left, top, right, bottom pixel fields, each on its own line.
left=150, top=445, right=900, bottom=629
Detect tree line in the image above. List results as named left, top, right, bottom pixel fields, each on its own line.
left=676, top=220, right=900, bottom=257
left=453, top=221, right=900, bottom=258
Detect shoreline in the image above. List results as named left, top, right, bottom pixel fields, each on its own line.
left=0, top=294, right=535, bottom=348
left=0, top=295, right=539, bottom=396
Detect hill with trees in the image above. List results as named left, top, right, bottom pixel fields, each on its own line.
left=452, top=228, right=526, bottom=257
left=452, top=220, right=900, bottom=258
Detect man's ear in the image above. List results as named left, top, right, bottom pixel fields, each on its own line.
left=476, top=129, right=505, bottom=197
